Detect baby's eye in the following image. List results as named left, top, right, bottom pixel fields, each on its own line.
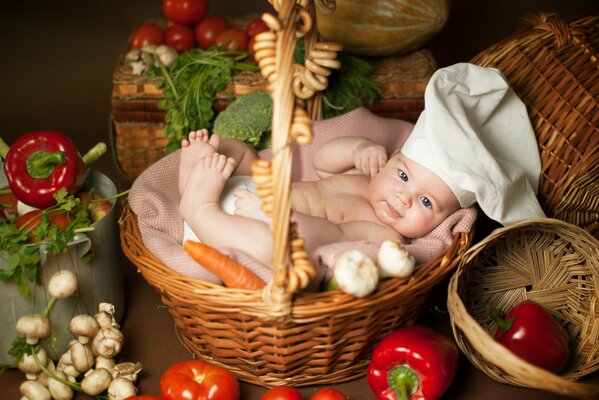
left=398, top=169, right=408, bottom=182
left=420, top=196, right=433, bottom=209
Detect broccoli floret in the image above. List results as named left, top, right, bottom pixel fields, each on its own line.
left=213, top=90, right=273, bottom=149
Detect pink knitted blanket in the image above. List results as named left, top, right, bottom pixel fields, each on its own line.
left=129, top=108, right=477, bottom=286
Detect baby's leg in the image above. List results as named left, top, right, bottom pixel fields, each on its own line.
left=180, top=152, right=273, bottom=265
left=179, top=129, right=220, bottom=195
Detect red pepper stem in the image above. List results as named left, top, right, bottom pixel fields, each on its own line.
left=388, top=364, right=419, bottom=400
left=0, top=137, right=10, bottom=159
left=490, top=309, right=513, bottom=334
left=81, top=142, right=107, bottom=167
left=27, top=151, right=66, bottom=179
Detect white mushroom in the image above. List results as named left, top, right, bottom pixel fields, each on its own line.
left=140, top=44, right=157, bottom=54
left=129, top=61, right=147, bottom=75
left=35, top=360, right=55, bottom=387
left=16, top=315, right=51, bottom=345
left=112, top=361, right=142, bottom=382
left=69, top=341, right=95, bottom=374
left=47, top=270, right=78, bottom=299
left=155, top=45, right=178, bottom=68
left=69, top=315, right=100, bottom=344
left=125, top=49, right=141, bottom=61
left=48, top=370, right=74, bottom=400
left=18, top=347, right=48, bottom=379
left=377, top=240, right=416, bottom=279
left=95, top=303, right=119, bottom=329
left=107, top=377, right=137, bottom=400
left=95, top=356, right=116, bottom=375
left=92, top=327, right=124, bottom=358
left=80, top=368, right=112, bottom=396
left=330, top=250, right=379, bottom=298
left=20, top=380, right=51, bottom=400
left=56, top=350, right=79, bottom=382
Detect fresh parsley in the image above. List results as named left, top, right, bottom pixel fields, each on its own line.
left=0, top=188, right=93, bottom=298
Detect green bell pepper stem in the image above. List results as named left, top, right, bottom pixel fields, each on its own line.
left=388, top=364, right=419, bottom=400
left=490, top=308, right=513, bottom=338
left=82, top=142, right=107, bottom=166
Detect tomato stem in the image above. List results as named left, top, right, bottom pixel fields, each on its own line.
left=82, top=142, right=107, bottom=166
left=0, top=137, right=9, bottom=159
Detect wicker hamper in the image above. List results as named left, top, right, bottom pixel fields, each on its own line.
left=119, top=0, right=472, bottom=387
left=111, top=22, right=437, bottom=181
left=471, top=13, right=599, bottom=238
left=447, top=219, right=599, bottom=398
left=445, top=13, right=599, bottom=398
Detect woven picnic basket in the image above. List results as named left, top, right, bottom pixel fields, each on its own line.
left=119, top=0, right=472, bottom=387
left=447, top=13, right=599, bottom=398
left=447, top=219, right=599, bottom=398
left=471, top=13, right=599, bottom=239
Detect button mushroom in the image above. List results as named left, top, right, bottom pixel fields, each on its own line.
left=69, top=315, right=100, bottom=345
left=92, top=327, right=124, bottom=358
left=20, top=380, right=51, bottom=400
left=69, top=341, right=95, bottom=374
left=47, top=370, right=74, bottom=400
left=112, top=361, right=142, bottom=382
left=16, top=314, right=51, bottom=345
left=47, top=270, right=79, bottom=299
left=80, top=368, right=112, bottom=396
left=17, top=347, right=48, bottom=380
left=107, top=377, right=137, bottom=400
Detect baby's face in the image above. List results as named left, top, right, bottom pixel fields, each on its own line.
left=367, top=152, right=460, bottom=238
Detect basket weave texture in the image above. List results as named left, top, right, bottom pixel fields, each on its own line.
left=119, top=0, right=472, bottom=387
left=447, top=218, right=599, bottom=398
left=471, top=13, right=599, bottom=238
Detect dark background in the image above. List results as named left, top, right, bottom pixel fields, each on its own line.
left=1, top=0, right=597, bottom=399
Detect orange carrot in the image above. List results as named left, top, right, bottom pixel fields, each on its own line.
left=183, top=240, right=266, bottom=290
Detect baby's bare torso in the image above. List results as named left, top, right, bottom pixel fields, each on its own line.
left=290, top=174, right=380, bottom=224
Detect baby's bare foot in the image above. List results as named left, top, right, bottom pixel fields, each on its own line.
left=179, top=153, right=236, bottom=221
left=179, top=130, right=221, bottom=194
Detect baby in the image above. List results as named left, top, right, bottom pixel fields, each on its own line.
left=179, top=63, right=546, bottom=266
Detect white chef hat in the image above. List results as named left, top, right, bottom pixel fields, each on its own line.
left=401, top=63, right=546, bottom=226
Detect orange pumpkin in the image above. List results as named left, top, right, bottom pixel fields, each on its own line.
left=316, top=0, right=449, bottom=56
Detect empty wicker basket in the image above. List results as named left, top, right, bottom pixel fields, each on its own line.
left=471, top=13, right=599, bottom=238
left=447, top=218, right=599, bottom=398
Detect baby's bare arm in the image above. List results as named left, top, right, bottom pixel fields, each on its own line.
left=313, top=137, right=387, bottom=179
left=293, top=212, right=404, bottom=251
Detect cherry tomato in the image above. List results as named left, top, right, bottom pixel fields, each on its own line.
left=215, top=29, right=248, bottom=51
left=261, top=386, right=303, bottom=400
left=247, top=18, right=269, bottom=37
left=130, top=22, right=165, bottom=49
left=310, top=388, right=347, bottom=400
left=15, top=210, right=71, bottom=242
left=160, top=360, right=239, bottom=400
left=194, top=16, right=229, bottom=49
left=163, top=0, right=208, bottom=25
left=165, top=23, right=195, bottom=52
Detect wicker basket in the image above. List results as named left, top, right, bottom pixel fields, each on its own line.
left=447, top=218, right=599, bottom=398
left=119, top=0, right=472, bottom=387
left=470, top=13, right=599, bottom=238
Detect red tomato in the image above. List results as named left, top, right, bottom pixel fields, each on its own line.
left=194, top=16, right=229, bottom=49
left=163, top=0, right=208, bottom=25
left=247, top=18, right=269, bottom=37
left=215, top=29, right=248, bottom=51
left=165, top=23, right=195, bottom=52
left=160, top=360, right=239, bottom=400
left=130, top=22, right=165, bottom=49
left=261, top=386, right=303, bottom=400
left=310, top=389, right=347, bottom=400
left=0, top=187, right=18, bottom=219
left=247, top=36, right=257, bottom=62
left=15, top=210, right=71, bottom=242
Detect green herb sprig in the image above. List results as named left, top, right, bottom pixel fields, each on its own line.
left=0, top=188, right=93, bottom=298
left=151, top=48, right=258, bottom=152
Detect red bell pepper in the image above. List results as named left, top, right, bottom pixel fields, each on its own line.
left=0, top=131, right=105, bottom=209
left=491, top=300, right=570, bottom=372
left=367, top=326, right=459, bottom=400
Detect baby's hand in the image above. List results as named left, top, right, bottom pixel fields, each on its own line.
left=353, top=142, right=387, bottom=176
left=233, top=188, right=271, bottom=224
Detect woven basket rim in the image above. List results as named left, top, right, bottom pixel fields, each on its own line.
left=448, top=218, right=599, bottom=398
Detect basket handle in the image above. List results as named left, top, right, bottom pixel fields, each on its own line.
left=251, top=0, right=342, bottom=318
left=521, top=13, right=599, bottom=68
left=448, top=263, right=599, bottom=399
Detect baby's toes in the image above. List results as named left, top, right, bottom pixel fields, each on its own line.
left=222, top=157, right=236, bottom=177
left=208, top=133, right=220, bottom=149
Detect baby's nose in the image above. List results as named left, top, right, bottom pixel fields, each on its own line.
left=396, top=192, right=411, bottom=207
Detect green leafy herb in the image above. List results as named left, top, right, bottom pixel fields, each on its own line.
left=151, top=48, right=258, bottom=152
left=0, top=189, right=93, bottom=298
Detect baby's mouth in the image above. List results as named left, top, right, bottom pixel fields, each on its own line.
left=386, top=202, right=401, bottom=219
